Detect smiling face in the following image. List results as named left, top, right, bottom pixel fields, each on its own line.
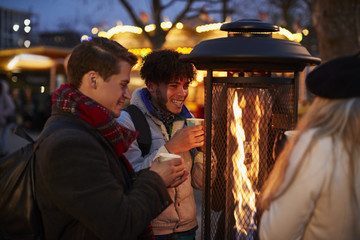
left=91, top=61, right=132, bottom=117
left=148, top=78, right=189, bottom=114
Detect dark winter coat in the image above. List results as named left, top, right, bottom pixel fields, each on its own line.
left=35, top=106, right=172, bottom=240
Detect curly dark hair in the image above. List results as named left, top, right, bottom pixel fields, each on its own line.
left=140, top=49, right=195, bottom=85
left=67, top=37, right=138, bottom=89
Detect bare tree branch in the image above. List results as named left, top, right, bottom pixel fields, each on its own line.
left=172, top=0, right=197, bottom=27
left=118, top=0, right=153, bottom=40
left=162, top=0, right=178, bottom=9
left=118, top=0, right=144, bottom=28
left=117, top=0, right=230, bottom=49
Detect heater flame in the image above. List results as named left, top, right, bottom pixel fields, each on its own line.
left=230, top=91, right=261, bottom=239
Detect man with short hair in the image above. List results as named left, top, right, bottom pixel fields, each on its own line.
left=35, top=38, right=189, bottom=239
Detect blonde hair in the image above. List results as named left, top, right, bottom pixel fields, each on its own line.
left=259, top=97, right=360, bottom=210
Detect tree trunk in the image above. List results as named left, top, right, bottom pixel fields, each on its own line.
left=150, top=29, right=167, bottom=50
left=312, top=0, right=360, bottom=62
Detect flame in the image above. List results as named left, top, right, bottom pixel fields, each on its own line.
left=250, top=95, right=261, bottom=185
left=230, top=91, right=260, bottom=238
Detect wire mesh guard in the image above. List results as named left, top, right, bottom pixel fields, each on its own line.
left=203, top=81, right=295, bottom=240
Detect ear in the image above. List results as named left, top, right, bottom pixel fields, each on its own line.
left=87, top=71, right=98, bottom=89
left=147, top=82, right=156, bottom=95
left=79, top=71, right=98, bottom=93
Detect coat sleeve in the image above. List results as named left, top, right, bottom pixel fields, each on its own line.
left=36, top=128, right=172, bottom=240
left=259, top=136, right=330, bottom=240
left=117, top=110, right=169, bottom=171
left=191, top=150, right=204, bottom=190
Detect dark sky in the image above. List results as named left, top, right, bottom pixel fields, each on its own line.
left=1, top=0, right=266, bottom=36
left=0, top=0, right=186, bottom=35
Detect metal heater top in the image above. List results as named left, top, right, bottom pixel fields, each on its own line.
left=180, top=19, right=321, bottom=72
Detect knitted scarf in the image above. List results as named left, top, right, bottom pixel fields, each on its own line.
left=52, top=84, right=137, bottom=173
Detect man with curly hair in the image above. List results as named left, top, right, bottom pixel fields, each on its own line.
left=117, top=49, right=204, bottom=239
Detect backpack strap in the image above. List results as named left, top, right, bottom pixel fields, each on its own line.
left=13, top=126, right=36, bottom=143
left=123, top=105, right=151, bottom=157
left=13, top=120, right=77, bottom=146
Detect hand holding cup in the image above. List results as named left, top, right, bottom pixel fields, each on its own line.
left=150, top=153, right=189, bottom=187
left=186, top=118, right=204, bottom=152
left=164, top=118, right=204, bottom=154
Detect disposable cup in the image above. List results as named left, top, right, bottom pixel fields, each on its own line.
left=186, top=118, right=204, bottom=127
left=186, top=118, right=205, bottom=152
left=284, top=130, right=298, bottom=141
left=158, top=153, right=181, bottom=162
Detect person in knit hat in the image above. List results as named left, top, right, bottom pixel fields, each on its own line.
left=259, top=52, right=360, bottom=240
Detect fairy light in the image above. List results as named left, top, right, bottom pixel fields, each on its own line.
left=145, top=24, right=156, bottom=32
left=196, top=23, right=223, bottom=33
left=161, top=21, right=172, bottom=29
left=176, top=22, right=183, bottom=29
left=91, top=27, right=99, bottom=35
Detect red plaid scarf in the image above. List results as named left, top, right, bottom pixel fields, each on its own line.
left=52, top=84, right=137, bottom=173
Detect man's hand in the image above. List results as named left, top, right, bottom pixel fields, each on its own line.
left=165, top=125, right=204, bottom=154
left=150, top=157, right=189, bottom=188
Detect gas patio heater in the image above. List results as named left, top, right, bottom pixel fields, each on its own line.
left=180, top=19, right=321, bottom=240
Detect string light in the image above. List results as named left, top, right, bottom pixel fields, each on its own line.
left=90, top=21, right=305, bottom=55
left=196, top=23, right=224, bottom=33
left=145, top=24, right=155, bottom=32
left=176, top=22, right=183, bottom=29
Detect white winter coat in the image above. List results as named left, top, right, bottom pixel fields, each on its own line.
left=260, top=129, right=360, bottom=240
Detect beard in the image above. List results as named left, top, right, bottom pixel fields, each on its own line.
left=154, top=88, right=171, bottom=114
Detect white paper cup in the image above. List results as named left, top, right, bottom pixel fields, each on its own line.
left=158, top=153, right=181, bottom=162
left=186, top=118, right=204, bottom=127
left=284, top=130, right=298, bottom=140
